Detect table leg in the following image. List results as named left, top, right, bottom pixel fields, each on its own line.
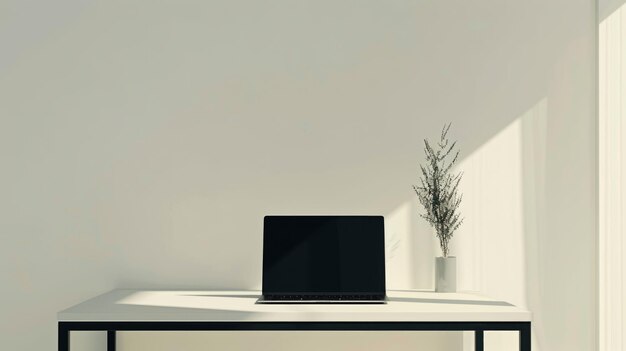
left=58, top=324, right=69, bottom=351
left=520, top=323, right=531, bottom=351
left=475, top=330, right=484, bottom=351
left=107, top=330, right=116, bottom=351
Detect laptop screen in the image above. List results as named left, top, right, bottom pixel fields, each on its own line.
left=262, top=215, right=386, bottom=296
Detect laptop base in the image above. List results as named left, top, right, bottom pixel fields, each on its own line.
left=256, top=295, right=387, bottom=304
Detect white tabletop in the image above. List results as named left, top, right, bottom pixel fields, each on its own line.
left=58, top=290, right=530, bottom=322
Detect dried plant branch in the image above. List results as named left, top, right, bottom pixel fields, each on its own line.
left=413, top=123, right=464, bottom=257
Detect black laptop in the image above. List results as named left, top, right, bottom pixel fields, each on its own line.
left=257, top=215, right=387, bottom=304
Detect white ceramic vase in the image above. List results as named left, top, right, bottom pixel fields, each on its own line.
left=435, top=256, right=457, bottom=292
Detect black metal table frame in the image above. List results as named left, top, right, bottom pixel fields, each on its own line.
left=58, top=321, right=531, bottom=351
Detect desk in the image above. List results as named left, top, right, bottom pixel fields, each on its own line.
left=58, top=290, right=531, bottom=351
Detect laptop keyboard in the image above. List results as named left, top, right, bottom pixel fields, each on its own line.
left=264, top=295, right=384, bottom=301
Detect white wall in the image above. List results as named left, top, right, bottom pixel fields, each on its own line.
left=599, top=1, right=626, bottom=350
left=0, top=1, right=596, bottom=350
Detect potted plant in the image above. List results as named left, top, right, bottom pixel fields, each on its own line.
left=413, top=123, right=464, bottom=292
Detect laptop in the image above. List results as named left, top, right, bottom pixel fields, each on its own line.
left=257, top=215, right=387, bottom=304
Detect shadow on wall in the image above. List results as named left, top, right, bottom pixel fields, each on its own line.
left=105, top=103, right=550, bottom=291
left=599, top=0, right=626, bottom=20
left=65, top=0, right=581, bottom=292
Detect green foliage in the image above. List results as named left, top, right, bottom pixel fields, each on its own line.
left=413, top=123, right=464, bottom=257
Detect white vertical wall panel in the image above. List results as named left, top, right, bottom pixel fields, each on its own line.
left=599, top=3, right=626, bottom=351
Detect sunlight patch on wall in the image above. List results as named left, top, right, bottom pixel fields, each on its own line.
left=455, top=99, right=547, bottom=351
left=454, top=116, right=525, bottom=298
